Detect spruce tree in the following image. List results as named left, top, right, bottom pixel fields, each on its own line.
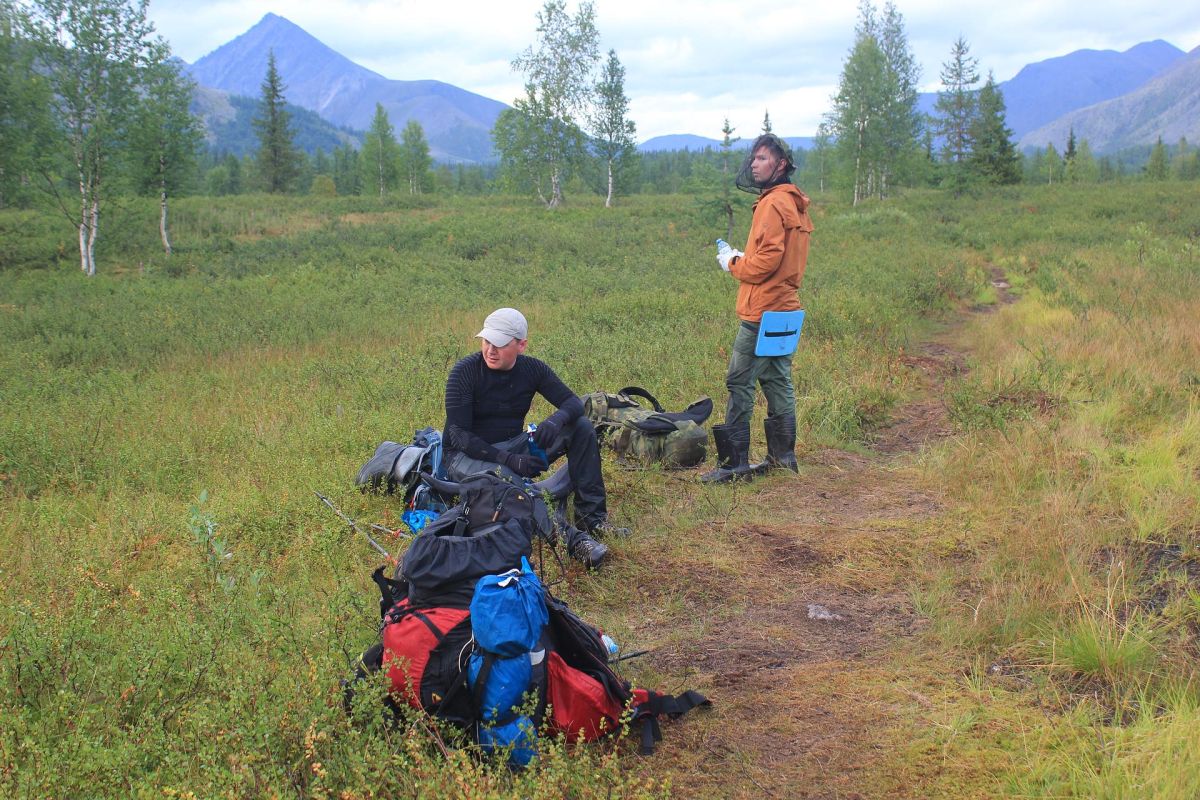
left=1145, top=137, right=1169, bottom=181
left=253, top=51, right=301, bottom=194
left=967, top=72, right=1019, bottom=185
left=934, top=36, right=979, bottom=192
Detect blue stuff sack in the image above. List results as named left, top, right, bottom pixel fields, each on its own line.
left=468, top=652, right=532, bottom=721
left=477, top=715, right=538, bottom=768
left=470, top=557, right=548, bottom=658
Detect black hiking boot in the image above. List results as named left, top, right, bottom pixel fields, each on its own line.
left=700, top=423, right=755, bottom=484
left=567, top=527, right=609, bottom=569
left=760, top=414, right=799, bottom=473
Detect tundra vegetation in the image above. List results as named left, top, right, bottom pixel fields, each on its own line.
left=1, top=180, right=1199, bottom=797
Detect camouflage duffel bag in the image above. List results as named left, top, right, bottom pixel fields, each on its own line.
left=582, top=387, right=712, bottom=469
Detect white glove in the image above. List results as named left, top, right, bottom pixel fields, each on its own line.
left=716, top=239, right=742, bottom=272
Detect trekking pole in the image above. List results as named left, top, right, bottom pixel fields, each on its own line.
left=314, top=491, right=391, bottom=559
left=616, top=649, right=652, bottom=662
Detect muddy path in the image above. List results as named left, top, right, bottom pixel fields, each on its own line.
left=633, top=288, right=1012, bottom=798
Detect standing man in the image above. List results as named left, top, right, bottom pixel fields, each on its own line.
left=701, top=134, right=814, bottom=484
left=443, top=307, right=623, bottom=567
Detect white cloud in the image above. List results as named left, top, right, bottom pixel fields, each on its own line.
left=147, top=0, right=1200, bottom=140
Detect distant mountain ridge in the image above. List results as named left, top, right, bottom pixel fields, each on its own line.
left=183, top=16, right=1195, bottom=161
left=1000, top=40, right=1184, bottom=138
left=915, top=40, right=1186, bottom=153
left=639, top=134, right=815, bottom=153
left=186, top=13, right=506, bottom=163
left=1020, top=46, right=1200, bottom=152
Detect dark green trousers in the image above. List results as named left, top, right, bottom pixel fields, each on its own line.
left=723, top=320, right=796, bottom=427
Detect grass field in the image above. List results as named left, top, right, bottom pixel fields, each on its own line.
left=2, top=183, right=1199, bottom=797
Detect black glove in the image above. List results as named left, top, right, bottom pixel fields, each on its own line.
left=532, top=415, right=564, bottom=450
left=505, top=450, right=548, bottom=479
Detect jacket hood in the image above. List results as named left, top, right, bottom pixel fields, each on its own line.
left=758, top=183, right=810, bottom=227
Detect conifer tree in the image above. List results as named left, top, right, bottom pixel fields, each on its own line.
left=876, top=1, right=923, bottom=193
left=934, top=35, right=979, bottom=192
left=967, top=72, right=1019, bottom=185
left=1145, top=137, right=1169, bottom=181
left=253, top=51, right=301, bottom=194
left=761, top=110, right=772, bottom=134
left=718, top=118, right=742, bottom=239
left=589, top=49, right=636, bottom=208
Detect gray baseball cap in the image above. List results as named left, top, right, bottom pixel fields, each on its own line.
left=475, top=307, right=528, bottom=347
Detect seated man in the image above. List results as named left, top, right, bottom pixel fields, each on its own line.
left=442, top=307, right=626, bottom=568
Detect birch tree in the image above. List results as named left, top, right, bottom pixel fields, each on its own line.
left=25, top=0, right=162, bottom=275
left=589, top=48, right=636, bottom=208
left=505, top=0, right=599, bottom=208
left=128, top=54, right=201, bottom=254
left=398, top=119, right=432, bottom=195
left=360, top=103, right=399, bottom=196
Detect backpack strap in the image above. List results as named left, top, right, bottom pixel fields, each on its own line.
left=372, top=566, right=409, bottom=619
left=632, top=689, right=712, bottom=756
left=617, top=386, right=664, bottom=412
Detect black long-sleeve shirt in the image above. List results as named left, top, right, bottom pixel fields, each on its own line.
left=443, top=352, right=583, bottom=463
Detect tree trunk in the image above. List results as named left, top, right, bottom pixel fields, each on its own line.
left=160, top=187, right=172, bottom=256
left=605, top=159, right=614, bottom=208
left=77, top=160, right=90, bottom=274
left=724, top=201, right=734, bottom=242
left=548, top=165, right=562, bottom=209
left=86, top=197, right=99, bottom=277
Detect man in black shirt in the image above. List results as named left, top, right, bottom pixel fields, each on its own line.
left=443, top=308, right=623, bottom=567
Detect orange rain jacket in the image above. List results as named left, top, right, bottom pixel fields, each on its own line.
left=728, top=183, right=814, bottom=323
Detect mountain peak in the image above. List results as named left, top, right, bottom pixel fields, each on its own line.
left=186, top=14, right=508, bottom=163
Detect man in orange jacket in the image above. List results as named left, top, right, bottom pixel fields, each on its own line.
left=701, top=134, right=814, bottom=484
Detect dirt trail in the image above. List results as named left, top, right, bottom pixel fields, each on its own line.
left=641, top=283, right=1013, bottom=798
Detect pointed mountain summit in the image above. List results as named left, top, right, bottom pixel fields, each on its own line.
left=189, top=13, right=385, bottom=104
left=187, top=13, right=507, bottom=163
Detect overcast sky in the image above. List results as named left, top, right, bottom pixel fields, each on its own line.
left=147, top=0, right=1200, bottom=141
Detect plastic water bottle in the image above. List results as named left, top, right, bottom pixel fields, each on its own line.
left=716, top=238, right=731, bottom=253
left=600, top=634, right=619, bottom=659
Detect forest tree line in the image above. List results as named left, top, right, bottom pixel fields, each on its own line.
left=2, top=0, right=1197, bottom=275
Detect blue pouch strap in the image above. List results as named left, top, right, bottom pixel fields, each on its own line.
left=754, top=310, right=805, bottom=357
